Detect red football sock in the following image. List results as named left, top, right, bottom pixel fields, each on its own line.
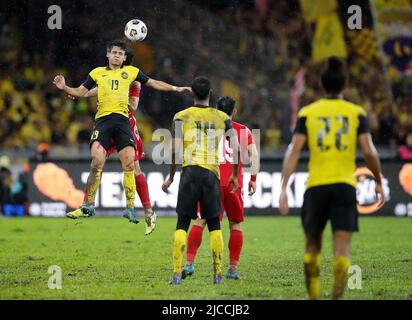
left=229, top=229, right=243, bottom=268
left=135, top=173, right=151, bottom=209
left=186, top=225, right=204, bottom=264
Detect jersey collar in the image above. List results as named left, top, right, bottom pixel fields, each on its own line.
left=193, top=104, right=211, bottom=108
left=105, top=65, right=124, bottom=71
left=324, top=94, right=344, bottom=99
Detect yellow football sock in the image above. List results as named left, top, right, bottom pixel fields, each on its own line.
left=123, top=170, right=136, bottom=208
left=332, top=256, right=350, bottom=300
left=303, top=252, right=321, bottom=300
left=210, top=230, right=223, bottom=275
left=173, top=229, right=187, bottom=273
left=85, top=168, right=102, bottom=205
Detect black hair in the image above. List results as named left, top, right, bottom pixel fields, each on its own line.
left=320, top=56, right=347, bottom=95
left=106, top=39, right=127, bottom=53
left=191, top=76, right=211, bottom=100
left=217, top=96, right=236, bottom=116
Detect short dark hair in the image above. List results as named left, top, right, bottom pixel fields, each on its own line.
left=106, top=39, right=127, bottom=53
left=217, top=96, right=236, bottom=116
left=191, top=76, right=211, bottom=100
left=320, top=56, right=347, bottom=95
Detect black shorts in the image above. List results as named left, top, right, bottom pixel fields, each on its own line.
left=301, top=183, right=359, bottom=233
left=176, top=166, right=221, bottom=220
left=90, top=113, right=136, bottom=152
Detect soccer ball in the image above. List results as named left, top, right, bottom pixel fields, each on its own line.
left=124, top=19, right=148, bottom=42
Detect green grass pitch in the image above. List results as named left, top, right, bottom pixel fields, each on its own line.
left=0, top=216, right=411, bottom=299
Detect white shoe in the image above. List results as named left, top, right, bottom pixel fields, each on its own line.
left=145, top=211, right=157, bottom=235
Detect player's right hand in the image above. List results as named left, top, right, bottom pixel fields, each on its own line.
left=228, top=176, right=238, bottom=194
left=248, top=180, right=256, bottom=196
left=162, top=178, right=173, bottom=194
left=279, top=189, right=289, bottom=215
left=375, top=182, right=385, bottom=209
left=53, top=75, right=66, bottom=90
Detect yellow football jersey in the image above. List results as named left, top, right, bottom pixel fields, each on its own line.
left=295, top=98, right=368, bottom=188
left=87, top=65, right=140, bottom=119
left=173, top=106, right=232, bottom=179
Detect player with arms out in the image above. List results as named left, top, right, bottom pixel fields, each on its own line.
left=162, top=77, right=240, bottom=285
left=279, top=57, right=384, bottom=300
left=182, top=96, right=260, bottom=280
left=77, top=50, right=157, bottom=235
left=53, top=39, right=190, bottom=224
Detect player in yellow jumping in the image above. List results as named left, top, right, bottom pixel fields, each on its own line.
left=53, top=39, right=190, bottom=224
left=279, top=57, right=385, bottom=300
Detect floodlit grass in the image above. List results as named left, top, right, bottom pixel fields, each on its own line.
left=0, top=216, right=411, bottom=299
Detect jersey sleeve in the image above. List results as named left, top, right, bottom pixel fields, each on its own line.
left=82, top=68, right=98, bottom=90
left=172, top=113, right=184, bottom=139
left=294, top=116, right=307, bottom=135
left=294, top=107, right=308, bottom=135
left=246, top=126, right=254, bottom=145
left=357, top=108, right=369, bottom=135
left=129, top=81, right=141, bottom=97
left=172, top=111, right=184, bottom=138
left=173, top=111, right=183, bottom=122
left=135, top=69, right=149, bottom=84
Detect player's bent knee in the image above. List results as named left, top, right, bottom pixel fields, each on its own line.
left=194, top=218, right=207, bottom=228
left=134, top=161, right=142, bottom=175
left=122, top=162, right=135, bottom=171
left=229, top=221, right=242, bottom=231
left=91, top=156, right=105, bottom=170
left=119, top=152, right=136, bottom=171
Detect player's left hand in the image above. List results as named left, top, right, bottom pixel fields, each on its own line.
left=176, top=86, right=192, bottom=93
left=162, top=178, right=173, bottom=193
left=248, top=180, right=256, bottom=196
left=279, top=189, right=289, bottom=215
left=228, top=176, right=238, bottom=194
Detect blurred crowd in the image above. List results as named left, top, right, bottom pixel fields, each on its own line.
left=0, top=0, right=411, bottom=156
left=0, top=155, right=28, bottom=216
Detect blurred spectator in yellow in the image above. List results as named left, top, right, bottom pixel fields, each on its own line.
left=20, top=115, right=51, bottom=147
left=264, top=118, right=282, bottom=148
left=77, top=114, right=94, bottom=146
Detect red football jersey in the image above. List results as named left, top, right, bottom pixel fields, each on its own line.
left=219, top=121, right=254, bottom=187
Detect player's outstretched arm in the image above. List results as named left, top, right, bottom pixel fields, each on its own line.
left=279, top=134, right=306, bottom=215
left=67, top=87, right=97, bottom=100
left=84, top=87, right=97, bottom=97
left=358, top=133, right=385, bottom=207
left=247, top=143, right=260, bottom=196
left=53, top=75, right=89, bottom=97
left=162, top=120, right=183, bottom=193
left=145, top=78, right=192, bottom=93
left=161, top=136, right=181, bottom=193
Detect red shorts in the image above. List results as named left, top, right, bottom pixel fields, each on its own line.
left=197, top=185, right=244, bottom=223
left=106, top=116, right=144, bottom=161
left=220, top=185, right=244, bottom=222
